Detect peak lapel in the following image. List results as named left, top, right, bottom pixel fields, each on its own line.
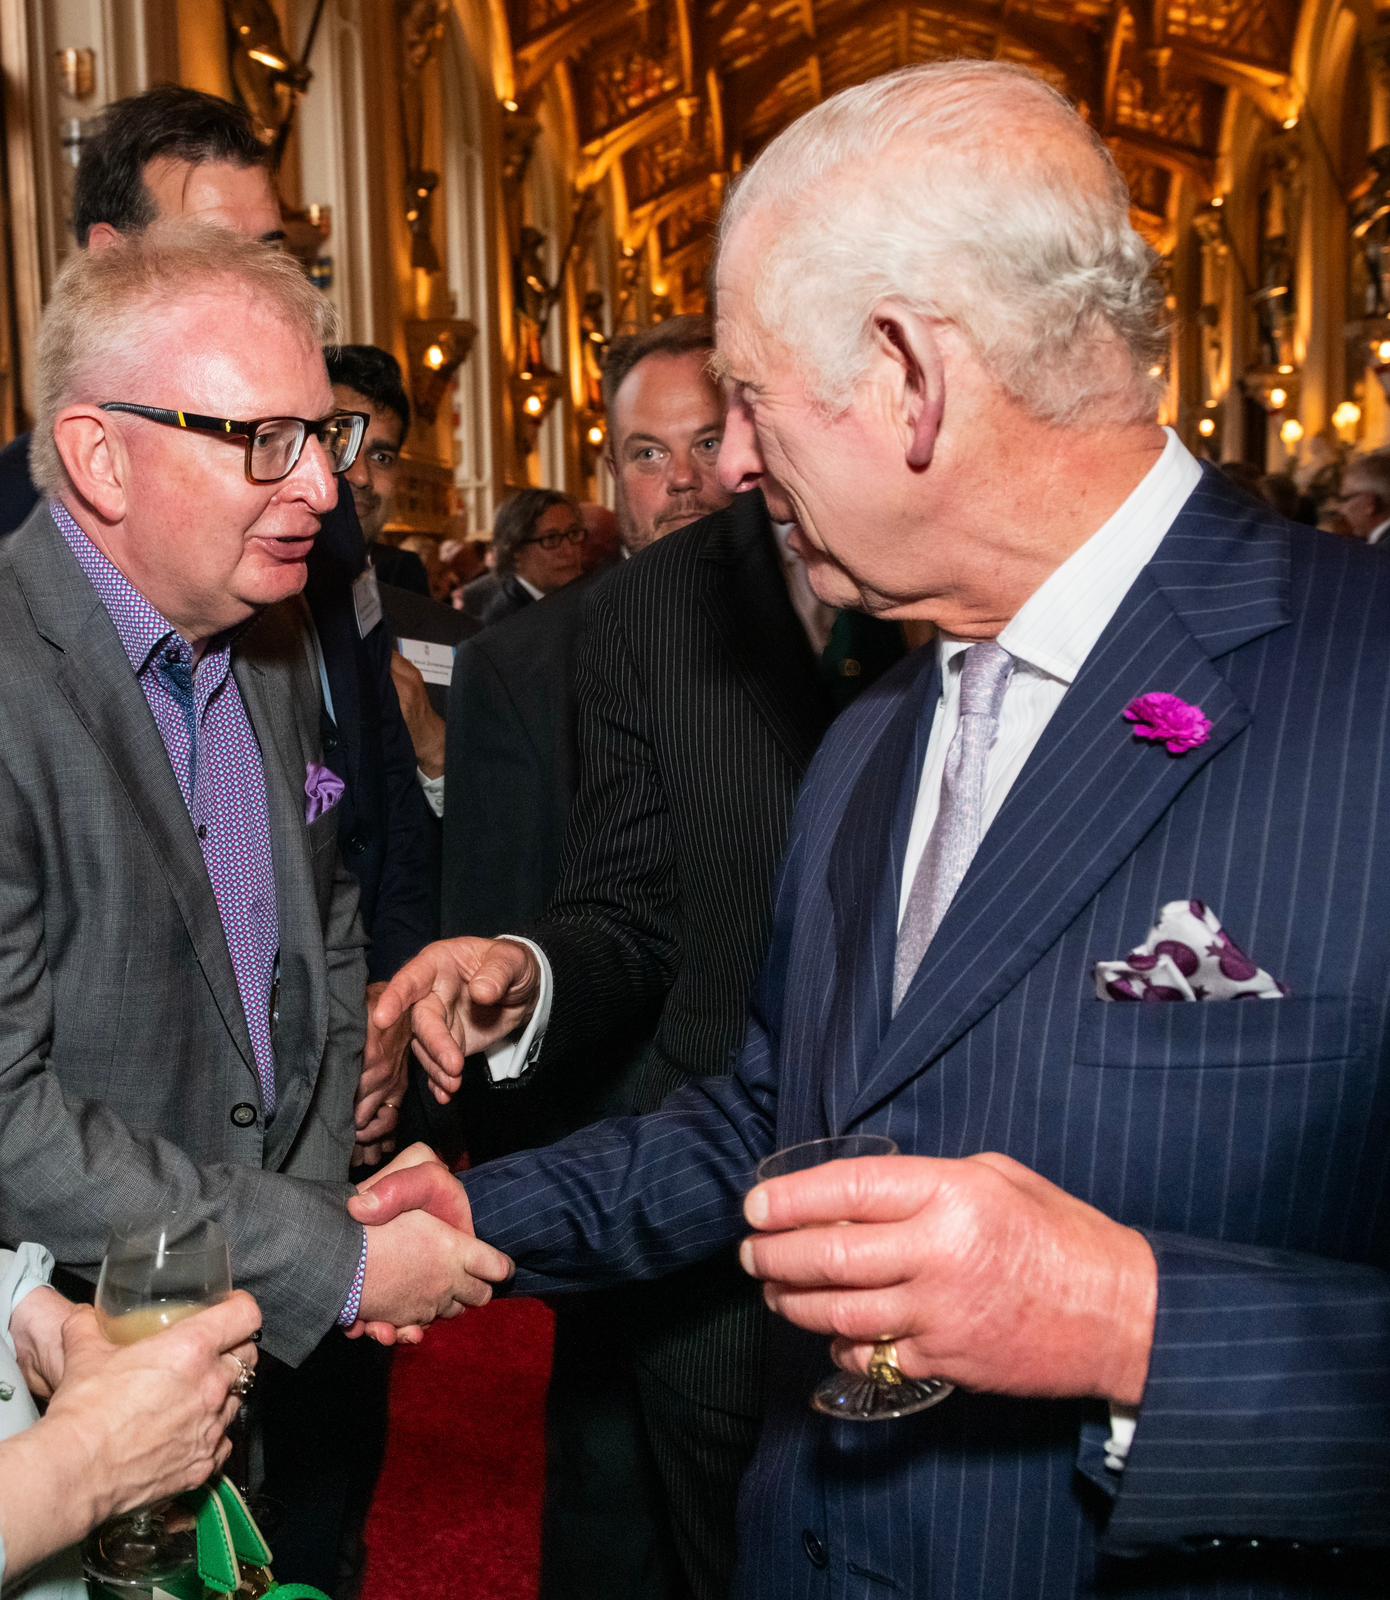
left=820, top=650, right=940, bottom=1128
left=843, top=492, right=1289, bottom=1128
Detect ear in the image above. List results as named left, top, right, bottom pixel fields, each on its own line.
left=84, top=222, right=123, bottom=253
left=52, top=406, right=128, bottom=523
left=871, top=303, right=944, bottom=472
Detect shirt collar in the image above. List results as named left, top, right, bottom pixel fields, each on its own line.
left=936, top=427, right=1202, bottom=687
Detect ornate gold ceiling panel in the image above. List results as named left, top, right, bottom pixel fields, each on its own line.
left=519, top=0, right=1305, bottom=301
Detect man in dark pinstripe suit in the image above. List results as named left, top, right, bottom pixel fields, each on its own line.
left=369, top=60, right=1389, bottom=1599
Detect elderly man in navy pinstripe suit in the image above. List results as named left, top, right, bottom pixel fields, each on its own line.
left=366, top=60, right=1389, bottom=1597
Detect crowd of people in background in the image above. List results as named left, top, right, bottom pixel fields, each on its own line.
left=1, top=56, right=1388, bottom=1600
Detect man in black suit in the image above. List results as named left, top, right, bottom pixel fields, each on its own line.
left=0, top=84, right=436, bottom=1595
left=478, top=488, right=586, bottom=625
left=405, top=316, right=903, bottom=1598
left=438, top=317, right=731, bottom=1599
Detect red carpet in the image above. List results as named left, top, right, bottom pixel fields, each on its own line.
left=362, top=1297, right=554, bottom=1599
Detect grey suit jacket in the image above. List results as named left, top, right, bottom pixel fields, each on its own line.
left=0, top=504, right=367, bottom=1364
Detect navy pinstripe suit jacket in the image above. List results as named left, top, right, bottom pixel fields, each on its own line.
left=467, top=468, right=1390, bottom=1597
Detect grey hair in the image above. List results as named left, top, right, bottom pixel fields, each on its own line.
left=1342, top=449, right=1390, bottom=511
left=33, top=218, right=338, bottom=496
left=717, top=60, right=1166, bottom=426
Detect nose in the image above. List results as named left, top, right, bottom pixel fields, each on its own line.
left=666, top=446, right=700, bottom=494
left=717, top=395, right=764, bottom=494
left=289, top=435, right=339, bottom=513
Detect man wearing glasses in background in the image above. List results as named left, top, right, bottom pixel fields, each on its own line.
left=478, top=488, right=587, bottom=626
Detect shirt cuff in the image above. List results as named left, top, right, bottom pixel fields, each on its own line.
left=337, top=1226, right=369, bottom=1326
left=419, top=769, right=445, bottom=819
left=482, top=937, right=553, bottom=1082
left=1104, top=1403, right=1139, bottom=1471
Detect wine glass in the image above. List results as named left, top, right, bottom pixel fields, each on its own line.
left=755, top=1135, right=954, bottom=1421
left=81, top=1212, right=233, bottom=1589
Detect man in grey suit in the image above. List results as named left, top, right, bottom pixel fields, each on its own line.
left=0, top=224, right=509, bottom=1494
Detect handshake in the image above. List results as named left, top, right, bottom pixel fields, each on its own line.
left=343, top=935, right=550, bottom=1345
left=347, top=1142, right=512, bottom=1346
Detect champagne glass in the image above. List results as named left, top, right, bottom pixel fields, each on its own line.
left=82, top=1213, right=233, bottom=1589
left=756, top=1135, right=954, bottom=1421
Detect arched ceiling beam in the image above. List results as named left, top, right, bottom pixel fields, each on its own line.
left=515, top=0, right=636, bottom=95
left=1166, top=43, right=1290, bottom=120
left=723, top=0, right=1102, bottom=155
left=1111, top=129, right=1215, bottom=189
left=627, top=172, right=714, bottom=231
left=576, top=95, right=684, bottom=186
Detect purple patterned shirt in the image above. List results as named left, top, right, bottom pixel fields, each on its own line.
left=53, top=501, right=368, bottom=1326
left=53, top=499, right=280, bottom=1115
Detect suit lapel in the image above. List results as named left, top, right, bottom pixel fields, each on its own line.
left=233, top=604, right=327, bottom=1155
left=13, top=509, right=259, bottom=1077
left=842, top=475, right=1290, bottom=1126
left=821, top=649, right=940, bottom=1129
left=700, top=494, right=831, bottom=769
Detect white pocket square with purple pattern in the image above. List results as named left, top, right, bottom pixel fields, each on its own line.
left=1095, top=899, right=1289, bottom=1003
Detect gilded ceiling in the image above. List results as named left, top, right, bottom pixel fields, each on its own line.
left=503, top=0, right=1303, bottom=298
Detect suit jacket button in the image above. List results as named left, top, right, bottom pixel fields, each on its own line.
left=344, top=830, right=367, bottom=855
left=230, top=1102, right=258, bottom=1128
left=801, top=1530, right=828, bottom=1569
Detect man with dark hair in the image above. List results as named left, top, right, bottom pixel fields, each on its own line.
left=601, top=317, right=728, bottom=554
left=327, top=342, right=475, bottom=819
left=72, top=83, right=284, bottom=248
left=433, top=314, right=902, bottom=1599
left=0, top=84, right=440, bottom=1597
left=480, top=487, right=586, bottom=625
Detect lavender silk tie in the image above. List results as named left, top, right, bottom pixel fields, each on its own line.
left=892, top=641, right=1014, bottom=1011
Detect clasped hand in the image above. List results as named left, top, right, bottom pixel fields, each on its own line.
left=348, top=1142, right=513, bottom=1346
left=740, top=1151, right=1157, bottom=1406
left=372, top=937, right=542, bottom=1104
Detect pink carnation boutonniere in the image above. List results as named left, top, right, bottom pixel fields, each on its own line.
left=1122, top=692, right=1212, bottom=755
left=304, top=760, right=346, bottom=824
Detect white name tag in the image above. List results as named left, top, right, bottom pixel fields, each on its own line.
left=352, top=565, right=383, bottom=637
left=399, top=637, right=454, bottom=686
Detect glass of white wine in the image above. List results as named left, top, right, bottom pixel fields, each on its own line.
left=82, top=1212, right=232, bottom=1590
left=756, top=1135, right=955, bottom=1421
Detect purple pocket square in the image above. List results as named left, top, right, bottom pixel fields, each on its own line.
left=304, top=760, right=345, bottom=825
left=1094, top=899, right=1289, bottom=1002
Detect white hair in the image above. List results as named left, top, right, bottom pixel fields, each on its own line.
left=33, top=218, right=338, bottom=496
left=718, top=60, right=1166, bottom=426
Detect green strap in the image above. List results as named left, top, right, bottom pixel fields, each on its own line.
left=263, top=1587, right=333, bottom=1598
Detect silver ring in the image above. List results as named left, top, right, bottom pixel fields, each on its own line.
left=230, top=1355, right=255, bottom=1398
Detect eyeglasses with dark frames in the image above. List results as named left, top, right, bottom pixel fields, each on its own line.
left=98, top=403, right=368, bottom=484
left=520, top=523, right=587, bottom=552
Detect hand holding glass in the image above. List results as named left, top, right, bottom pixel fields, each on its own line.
left=755, top=1136, right=954, bottom=1420
left=83, top=1214, right=233, bottom=1587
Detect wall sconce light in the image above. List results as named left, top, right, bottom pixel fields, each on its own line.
left=511, top=362, right=563, bottom=455
left=405, top=170, right=441, bottom=273
left=404, top=317, right=476, bottom=425
left=1332, top=400, right=1362, bottom=438
left=1268, top=386, right=1288, bottom=409
left=1197, top=417, right=1216, bottom=438
left=1279, top=417, right=1304, bottom=449
left=55, top=47, right=96, bottom=100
